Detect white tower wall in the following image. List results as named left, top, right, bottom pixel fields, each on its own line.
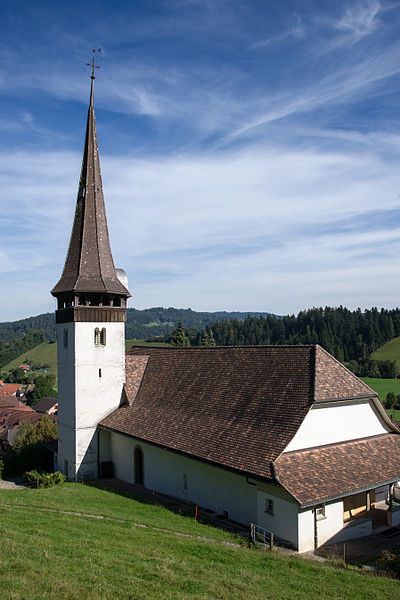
left=56, top=320, right=125, bottom=480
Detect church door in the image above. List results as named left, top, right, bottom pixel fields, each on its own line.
left=134, top=447, right=144, bottom=485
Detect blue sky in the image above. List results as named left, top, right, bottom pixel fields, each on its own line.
left=1, top=0, right=400, bottom=320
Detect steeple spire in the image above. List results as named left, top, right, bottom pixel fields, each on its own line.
left=52, top=57, right=130, bottom=302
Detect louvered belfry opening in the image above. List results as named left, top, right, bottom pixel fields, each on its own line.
left=51, top=74, right=130, bottom=323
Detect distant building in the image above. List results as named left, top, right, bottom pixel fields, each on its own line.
left=19, top=364, right=31, bottom=372
left=35, top=397, right=58, bottom=415
left=52, top=71, right=400, bottom=553
left=0, top=384, right=21, bottom=398
left=0, top=397, right=42, bottom=451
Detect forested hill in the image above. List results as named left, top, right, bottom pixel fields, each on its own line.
left=0, top=307, right=269, bottom=343
left=207, top=306, right=400, bottom=373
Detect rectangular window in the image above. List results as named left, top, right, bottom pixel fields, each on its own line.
left=316, top=505, right=326, bottom=520
left=63, top=328, right=68, bottom=348
left=265, top=498, right=274, bottom=515
left=64, top=459, right=68, bottom=477
left=183, top=473, right=188, bottom=491
left=99, top=368, right=102, bottom=378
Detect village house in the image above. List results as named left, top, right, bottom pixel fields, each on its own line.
left=0, top=396, right=43, bottom=452
left=51, top=72, right=400, bottom=553
left=35, top=397, right=58, bottom=416
left=0, top=383, right=21, bottom=398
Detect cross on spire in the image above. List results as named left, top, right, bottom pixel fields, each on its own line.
left=86, top=48, right=101, bottom=79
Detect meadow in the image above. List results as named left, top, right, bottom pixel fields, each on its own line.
left=372, top=337, right=400, bottom=362
left=0, top=483, right=398, bottom=599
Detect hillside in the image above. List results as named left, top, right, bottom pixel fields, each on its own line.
left=372, top=337, right=400, bottom=362
left=1, top=340, right=170, bottom=378
left=0, top=308, right=269, bottom=343
left=0, top=483, right=398, bottom=599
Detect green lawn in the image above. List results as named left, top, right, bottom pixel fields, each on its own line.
left=0, top=483, right=398, bottom=599
left=372, top=337, right=400, bottom=362
left=361, top=377, right=400, bottom=420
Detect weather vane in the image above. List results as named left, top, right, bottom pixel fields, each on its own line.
left=86, top=48, right=101, bottom=79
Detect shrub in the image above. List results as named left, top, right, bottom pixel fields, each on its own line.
left=377, top=549, right=400, bottom=578
left=23, top=470, right=65, bottom=488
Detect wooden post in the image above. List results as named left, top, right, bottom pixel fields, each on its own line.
left=194, top=505, right=199, bottom=520
left=270, top=532, right=274, bottom=550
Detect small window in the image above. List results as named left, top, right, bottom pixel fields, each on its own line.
left=316, top=505, right=326, bottom=520
left=183, top=474, right=188, bottom=491
left=99, top=368, right=102, bottom=378
left=95, top=327, right=106, bottom=346
left=63, top=328, right=68, bottom=348
left=64, top=459, right=68, bottom=477
left=265, top=498, right=274, bottom=515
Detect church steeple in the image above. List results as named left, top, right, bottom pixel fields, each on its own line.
left=52, top=67, right=130, bottom=307
left=53, top=55, right=129, bottom=481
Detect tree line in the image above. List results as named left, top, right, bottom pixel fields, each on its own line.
left=173, top=307, right=400, bottom=378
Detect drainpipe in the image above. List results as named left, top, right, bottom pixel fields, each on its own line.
left=313, top=508, right=318, bottom=550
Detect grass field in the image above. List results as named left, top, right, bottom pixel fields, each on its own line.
left=361, top=377, right=400, bottom=420
left=2, top=341, right=58, bottom=376
left=0, top=483, right=398, bottom=599
left=372, top=337, right=400, bottom=362
left=2, top=339, right=171, bottom=378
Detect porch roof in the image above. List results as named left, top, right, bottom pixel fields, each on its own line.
left=274, top=433, right=400, bottom=507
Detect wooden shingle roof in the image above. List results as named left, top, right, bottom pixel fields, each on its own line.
left=52, top=77, right=129, bottom=298
left=100, top=345, right=381, bottom=480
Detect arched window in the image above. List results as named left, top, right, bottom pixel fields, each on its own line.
left=94, top=328, right=106, bottom=346
left=134, top=447, right=144, bottom=485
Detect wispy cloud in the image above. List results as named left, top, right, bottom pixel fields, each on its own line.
left=250, top=13, right=305, bottom=49
left=333, top=0, right=381, bottom=41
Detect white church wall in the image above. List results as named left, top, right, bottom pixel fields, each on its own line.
left=107, top=431, right=299, bottom=542
left=284, top=400, right=389, bottom=453
left=256, top=490, right=299, bottom=548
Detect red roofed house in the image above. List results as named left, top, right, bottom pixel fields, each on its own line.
left=0, top=384, right=21, bottom=398
left=51, top=73, right=400, bottom=553
left=0, top=396, right=42, bottom=451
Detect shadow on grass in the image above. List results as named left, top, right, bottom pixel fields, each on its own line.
left=85, top=478, right=248, bottom=540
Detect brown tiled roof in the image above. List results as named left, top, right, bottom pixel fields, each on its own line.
left=35, top=397, right=58, bottom=414
left=52, top=77, right=129, bottom=298
left=100, top=345, right=379, bottom=479
left=275, top=434, right=400, bottom=507
left=0, top=384, right=20, bottom=397
left=314, top=345, right=373, bottom=401
left=124, top=355, right=149, bottom=404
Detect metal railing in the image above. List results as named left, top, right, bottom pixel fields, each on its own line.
left=250, top=523, right=274, bottom=549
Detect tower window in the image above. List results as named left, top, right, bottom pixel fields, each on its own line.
left=94, top=327, right=106, bottom=346
left=63, top=328, right=68, bottom=348
left=99, top=368, right=102, bottom=378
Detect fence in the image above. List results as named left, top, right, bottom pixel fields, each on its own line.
left=250, top=523, right=274, bottom=549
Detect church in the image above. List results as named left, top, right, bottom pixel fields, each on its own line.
left=51, top=72, right=400, bottom=553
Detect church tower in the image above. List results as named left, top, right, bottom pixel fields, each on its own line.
left=52, top=66, right=130, bottom=480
